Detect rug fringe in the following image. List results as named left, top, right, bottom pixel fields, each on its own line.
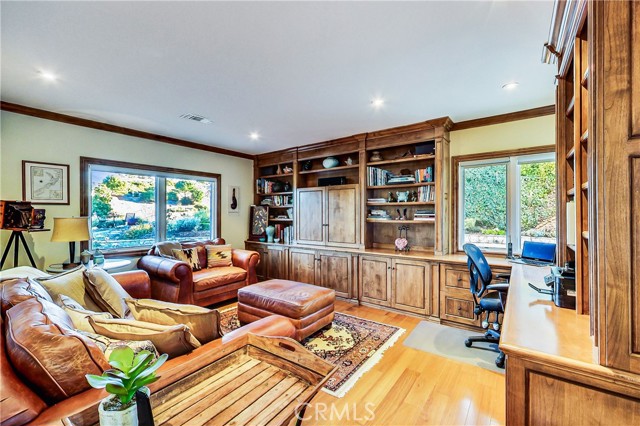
left=322, top=326, right=406, bottom=398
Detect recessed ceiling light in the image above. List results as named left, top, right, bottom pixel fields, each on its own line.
left=371, top=97, right=385, bottom=109
left=38, top=70, right=58, bottom=82
left=502, top=82, right=520, bottom=90
left=249, top=132, right=260, bottom=141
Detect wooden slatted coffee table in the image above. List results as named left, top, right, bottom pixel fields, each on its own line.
left=65, top=334, right=335, bottom=426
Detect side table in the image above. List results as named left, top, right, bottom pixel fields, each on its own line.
left=46, top=258, right=132, bottom=274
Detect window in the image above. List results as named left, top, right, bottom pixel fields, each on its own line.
left=81, top=158, right=220, bottom=252
left=458, top=152, right=556, bottom=253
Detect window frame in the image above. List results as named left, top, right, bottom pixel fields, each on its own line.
left=80, top=157, right=221, bottom=255
left=451, top=145, right=556, bottom=255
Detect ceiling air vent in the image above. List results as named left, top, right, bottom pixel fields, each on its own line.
left=179, top=113, right=213, bottom=124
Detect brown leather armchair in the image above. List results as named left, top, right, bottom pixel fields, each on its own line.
left=137, top=238, right=260, bottom=307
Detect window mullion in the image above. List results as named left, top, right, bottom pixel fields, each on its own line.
left=157, top=177, right=166, bottom=241
left=508, top=157, right=520, bottom=253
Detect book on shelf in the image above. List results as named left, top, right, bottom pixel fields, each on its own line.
left=417, top=186, right=435, bottom=202
left=414, top=167, right=434, bottom=183
left=386, top=176, right=416, bottom=185
left=367, top=198, right=387, bottom=203
left=274, top=224, right=294, bottom=244
left=367, top=167, right=391, bottom=186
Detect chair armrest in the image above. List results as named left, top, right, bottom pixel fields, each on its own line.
left=495, top=273, right=511, bottom=281
left=137, top=256, right=192, bottom=283
left=111, top=270, right=151, bottom=299
left=221, top=315, right=296, bottom=344
left=231, top=249, right=260, bottom=284
left=487, top=283, right=509, bottom=293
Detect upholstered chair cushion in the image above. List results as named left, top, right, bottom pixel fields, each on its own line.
left=58, top=295, right=113, bottom=332
left=5, top=298, right=109, bottom=404
left=83, top=268, right=131, bottom=318
left=36, top=266, right=102, bottom=311
left=125, top=298, right=220, bottom=343
left=205, top=244, right=233, bottom=268
left=172, top=248, right=202, bottom=271
left=89, top=317, right=201, bottom=358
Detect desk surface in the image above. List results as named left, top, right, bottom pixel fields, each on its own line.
left=500, top=263, right=595, bottom=365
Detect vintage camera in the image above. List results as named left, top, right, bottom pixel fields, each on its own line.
left=0, top=201, right=35, bottom=229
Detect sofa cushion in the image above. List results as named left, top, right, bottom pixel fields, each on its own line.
left=0, top=316, right=46, bottom=426
left=36, top=266, right=102, bottom=311
left=125, top=298, right=220, bottom=343
left=153, top=241, right=182, bottom=258
left=181, top=240, right=212, bottom=268
left=172, top=248, right=202, bottom=271
left=205, top=244, right=233, bottom=268
left=5, top=298, right=109, bottom=404
left=1, top=277, right=54, bottom=314
left=89, top=317, right=201, bottom=358
left=83, top=268, right=131, bottom=318
left=192, top=267, right=247, bottom=292
left=58, top=295, right=114, bottom=333
left=75, top=330, right=159, bottom=360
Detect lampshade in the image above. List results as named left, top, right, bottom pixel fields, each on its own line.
left=51, top=217, right=90, bottom=242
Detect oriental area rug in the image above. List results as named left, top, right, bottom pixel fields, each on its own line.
left=219, top=308, right=405, bottom=398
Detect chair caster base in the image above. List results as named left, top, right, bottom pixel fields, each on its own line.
left=465, top=339, right=472, bottom=348
left=496, top=352, right=506, bottom=369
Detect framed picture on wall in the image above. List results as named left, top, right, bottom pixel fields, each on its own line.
left=229, top=185, right=240, bottom=214
left=22, top=161, right=70, bottom=205
left=248, top=205, right=268, bottom=241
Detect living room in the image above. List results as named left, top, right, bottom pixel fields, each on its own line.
left=1, top=1, right=639, bottom=425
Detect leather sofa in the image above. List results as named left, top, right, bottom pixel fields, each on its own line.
left=137, top=238, right=260, bottom=307
left=0, top=269, right=295, bottom=426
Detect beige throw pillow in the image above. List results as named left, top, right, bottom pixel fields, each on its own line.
left=83, top=268, right=131, bottom=318
left=58, top=294, right=113, bottom=332
left=89, top=317, right=201, bottom=358
left=125, top=298, right=220, bottom=343
left=172, top=248, right=202, bottom=271
left=36, top=266, right=102, bottom=311
left=205, top=244, right=233, bottom=268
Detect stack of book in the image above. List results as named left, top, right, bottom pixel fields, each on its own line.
left=387, top=175, right=416, bottom=185
left=367, top=209, right=391, bottom=220
left=256, top=178, right=275, bottom=194
left=274, top=224, right=294, bottom=244
left=367, top=167, right=390, bottom=186
left=417, top=186, right=435, bottom=202
left=367, top=198, right=387, bottom=203
left=414, top=167, right=434, bottom=183
left=414, top=209, right=436, bottom=221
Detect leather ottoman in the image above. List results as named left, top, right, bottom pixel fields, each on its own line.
left=237, top=279, right=335, bottom=341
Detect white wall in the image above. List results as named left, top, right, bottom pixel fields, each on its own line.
left=450, top=114, right=555, bottom=157
left=0, top=111, right=254, bottom=270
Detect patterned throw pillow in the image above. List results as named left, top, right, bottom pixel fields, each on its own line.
left=75, top=330, right=159, bottom=360
left=205, top=244, right=233, bottom=268
left=171, top=248, right=202, bottom=271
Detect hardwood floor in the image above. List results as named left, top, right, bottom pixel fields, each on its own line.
left=298, top=300, right=505, bottom=426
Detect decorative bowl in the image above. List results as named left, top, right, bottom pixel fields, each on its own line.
left=322, top=157, right=339, bottom=169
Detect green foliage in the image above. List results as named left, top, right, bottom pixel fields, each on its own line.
left=520, top=162, right=556, bottom=234
left=124, top=224, right=154, bottom=240
left=482, top=228, right=506, bottom=236
left=463, top=165, right=507, bottom=231
left=86, top=347, right=167, bottom=408
left=92, top=184, right=113, bottom=218
left=168, top=217, right=199, bottom=234
left=138, top=187, right=155, bottom=203
left=194, top=210, right=210, bottom=228
left=167, top=191, right=179, bottom=204
left=103, top=176, right=128, bottom=196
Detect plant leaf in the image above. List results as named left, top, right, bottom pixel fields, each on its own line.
left=109, top=347, right=135, bottom=373
left=128, top=351, right=153, bottom=378
left=131, top=374, right=159, bottom=390
left=85, top=374, right=122, bottom=389
left=105, top=383, right=129, bottom=396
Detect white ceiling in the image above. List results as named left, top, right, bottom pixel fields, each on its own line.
left=1, top=1, right=556, bottom=155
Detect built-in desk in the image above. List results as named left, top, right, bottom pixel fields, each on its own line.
left=500, top=264, right=640, bottom=425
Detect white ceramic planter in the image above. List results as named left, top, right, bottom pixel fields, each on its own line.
left=98, top=397, right=138, bottom=426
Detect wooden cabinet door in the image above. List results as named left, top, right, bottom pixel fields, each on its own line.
left=288, top=248, right=317, bottom=285
left=265, top=245, right=288, bottom=280
left=296, top=188, right=325, bottom=245
left=439, top=263, right=481, bottom=327
left=360, top=255, right=391, bottom=306
left=245, top=242, right=267, bottom=281
left=392, top=259, right=430, bottom=315
left=326, top=185, right=360, bottom=248
left=317, top=250, right=353, bottom=299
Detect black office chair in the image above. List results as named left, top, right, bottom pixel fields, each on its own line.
left=462, top=243, right=510, bottom=368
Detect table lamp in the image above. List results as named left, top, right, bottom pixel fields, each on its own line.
left=51, top=217, right=90, bottom=269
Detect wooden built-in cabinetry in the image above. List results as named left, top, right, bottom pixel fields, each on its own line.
left=286, top=247, right=356, bottom=300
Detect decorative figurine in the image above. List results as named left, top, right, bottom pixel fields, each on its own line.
left=345, top=157, right=354, bottom=166
left=283, top=181, right=292, bottom=192
left=396, top=191, right=409, bottom=202
left=370, top=151, right=383, bottom=162
left=395, top=225, right=410, bottom=252
left=409, top=191, right=418, bottom=202
left=302, top=160, right=313, bottom=171
left=276, top=164, right=283, bottom=175
left=283, top=165, right=293, bottom=173
left=388, top=192, right=397, bottom=203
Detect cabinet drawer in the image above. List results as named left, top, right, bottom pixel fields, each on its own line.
left=442, top=267, right=469, bottom=290
left=441, top=294, right=481, bottom=327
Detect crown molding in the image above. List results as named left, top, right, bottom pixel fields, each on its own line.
left=451, top=105, right=555, bottom=131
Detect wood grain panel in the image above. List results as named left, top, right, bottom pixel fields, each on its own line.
left=633, top=1, right=640, bottom=138
left=443, top=266, right=469, bottom=290
left=451, top=105, right=556, bottom=131
left=326, top=185, right=359, bottom=247
left=443, top=296, right=475, bottom=322
left=359, top=255, right=391, bottom=306
left=245, top=242, right=267, bottom=280
left=318, top=250, right=352, bottom=299
left=265, top=245, right=288, bottom=280
left=288, top=248, right=317, bottom=285
left=528, top=372, right=640, bottom=425
left=392, top=259, right=430, bottom=315
left=296, top=188, right=324, bottom=245
left=633, top=158, right=640, bottom=354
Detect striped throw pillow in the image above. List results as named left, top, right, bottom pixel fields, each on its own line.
left=205, top=244, right=233, bottom=268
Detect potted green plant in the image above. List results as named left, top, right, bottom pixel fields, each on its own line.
left=86, top=347, right=168, bottom=426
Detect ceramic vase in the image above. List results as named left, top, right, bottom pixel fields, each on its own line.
left=322, top=157, right=339, bottom=169
left=266, top=225, right=276, bottom=243
left=98, top=397, right=138, bottom=426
